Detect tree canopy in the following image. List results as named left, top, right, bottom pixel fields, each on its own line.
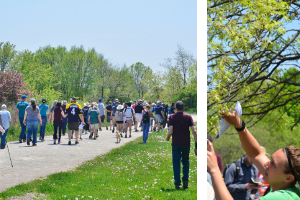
left=207, top=0, right=300, bottom=135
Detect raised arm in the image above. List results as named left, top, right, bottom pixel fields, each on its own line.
left=222, top=109, right=269, bottom=175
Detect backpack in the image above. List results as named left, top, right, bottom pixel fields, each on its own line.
left=115, top=111, right=123, bottom=121
left=143, top=111, right=150, bottom=124
left=83, top=107, right=89, bottom=118
left=168, top=107, right=171, bottom=115
left=223, top=161, right=256, bottom=182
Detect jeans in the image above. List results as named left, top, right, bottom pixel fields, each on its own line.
left=1, top=129, right=8, bottom=147
left=39, top=116, right=47, bottom=139
left=62, top=117, right=67, bottom=134
left=163, top=118, right=168, bottom=128
left=27, top=120, right=40, bottom=144
left=84, top=117, right=89, bottom=131
left=142, top=122, right=150, bottom=143
left=172, top=145, right=190, bottom=185
left=53, top=123, right=62, bottom=141
left=19, top=117, right=27, bottom=139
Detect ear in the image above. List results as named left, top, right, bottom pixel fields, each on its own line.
left=285, top=174, right=295, bottom=183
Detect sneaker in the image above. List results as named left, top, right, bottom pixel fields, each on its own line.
left=27, top=139, right=30, bottom=146
left=29, top=138, right=32, bottom=142
left=19, top=138, right=22, bottom=143
left=183, top=181, right=188, bottom=189
left=22, top=139, right=26, bottom=142
left=80, top=137, right=83, bottom=140
left=75, top=141, right=79, bottom=145
left=100, top=128, right=102, bottom=131
left=106, top=126, right=108, bottom=130
left=125, top=134, right=127, bottom=138
left=54, top=140, right=56, bottom=144
left=71, top=136, right=73, bottom=139
left=153, top=127, right=156, bottom=132
left=112, top=129, right=114, bottom=133
left=32, top=143, right=37, bottom=146
left=120, top=133, right=123, bottom=137
left=96, top=134, right=99, bottom=137
left=58, top=140, right=61, bottom=144
left=175, top=184, right=181, bottom=190
left=129, top=135, right=131, bottom=138
left=89, top=134, right=93, bottom=139
left=39, top=137, right=41, bottom=141
left=41, top=139, right=45, bottom=141
left=94, top=137, right=96, bottom=140
left=68, top=141, right=71, bottom=145
left=134, top=129, right=138, bottom=132
left=0, top=146, right=5, bottom=149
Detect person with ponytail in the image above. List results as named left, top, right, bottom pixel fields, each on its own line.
left=23, top=99, right=42, bottom=146
left=207, top=109, right=300, bottom=200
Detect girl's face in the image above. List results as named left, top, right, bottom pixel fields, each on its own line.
left=263, top=149, right=290, bottom=187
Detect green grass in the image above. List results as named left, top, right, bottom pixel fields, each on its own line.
left=0, top=129, right=197, bottom=200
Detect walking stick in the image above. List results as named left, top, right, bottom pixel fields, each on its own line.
left=6, top=141, right=13, bottom=167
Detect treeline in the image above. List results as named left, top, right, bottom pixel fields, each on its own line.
left=0, top=42, right=197, bottom=109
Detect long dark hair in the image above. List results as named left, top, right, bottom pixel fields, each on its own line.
left=31, top=101, right=36, bottom=111
left=56, top=102, right=62, bottom=109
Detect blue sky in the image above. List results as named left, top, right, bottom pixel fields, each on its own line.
left=0, top=0, right=197, bottom=72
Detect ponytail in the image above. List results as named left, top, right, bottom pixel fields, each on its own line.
left=31, top=102, right=36, bottom=111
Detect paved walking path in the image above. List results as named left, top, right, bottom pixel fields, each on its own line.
left=0, top=115, right=197, bottom=193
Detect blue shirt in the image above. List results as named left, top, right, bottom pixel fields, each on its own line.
left=98, top=103, right=105, bottom=116
left=25, top=106, right=40, bottom=121
left=38, top=104, right=49, bottom=116
left=155, top=105, right=163, bottom=116
left=224, top=156, right=258, bottom=200
left=0, top=109, right=11, bottom=130
left=16, top=101, right=30, bottom=118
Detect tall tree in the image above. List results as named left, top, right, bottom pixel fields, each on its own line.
left=0, top=42, right=17, bottom=71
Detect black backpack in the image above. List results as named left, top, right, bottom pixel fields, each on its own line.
left=223, top=161, right=256, bottom=182
left=83, top=107, right=89, bottom=118
left=143, top=111, right=150, bottom=124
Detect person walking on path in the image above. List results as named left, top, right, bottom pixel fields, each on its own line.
left=150, top=103, right=156, bottom=132
left=23, top=99, right=42, bottom=146
left=106, top=101, right=113, bottom=130
left=162, top=104, right=169, bottom=131
left=111, top=101, right=119, bottom=133
left=0, top=104, right=11, bottom=149
left=82, top=103, right=90, bottom=134
left=134, top=100, right=143, bottom=132
left=64, top=97, right=85, bottom=145
left=88, top=105, right=101, bottom=140
left=98, top=99, right=105, bottom=131
left=38, top=98, right=49, bottom=141
left=165, top=101, right=197, bottom=190
left=61, top=100, right=68, bottom=136
left=154, top=101, right=164, bottom=132
left=48, top=100, right=58, bottom=123
left=115, top=105, right=124, bottom=137
left=50, top=102, right=64, bottom=144
left=15, top=95, right=30, bottom=143
left=124, top=102, right=135, bottom=138
left=141, top=104, right=151, bottom=143
left=207, top=109, right=300, bottom=200
left=170, top=102, right=175, bottom=114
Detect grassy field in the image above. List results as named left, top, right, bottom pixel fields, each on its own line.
left=0, top=128, right=197, bottom=199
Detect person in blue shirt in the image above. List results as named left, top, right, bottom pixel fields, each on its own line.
left=38, top=98, right=49, bottom=141
left=0, top=104, right=11, bottom=149
left=14, top=95, right=30, bottom=143
left=98, top=99, right=106, bottom=131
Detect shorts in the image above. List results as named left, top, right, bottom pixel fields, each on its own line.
left=107, top=115, right=112, bottom=123
left=135, top=113, right=142, bottom=122
left=150, top=117, right=154, bottom=125
left=155, top=115, right=163, bottom=124
left=100, top=115, right=105, bottom=123
left=90, top=124, right=99, bottom=129
left=68, top=122, right=79, bottom=131
left=126, top=119, right=133, bottom=127
left=116, top=121, right=123, bottom=124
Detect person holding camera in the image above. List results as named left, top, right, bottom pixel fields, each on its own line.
left=224, top=154, right=262, bottom=200
left=207, top=108, right=300, bottom=200
left=165, top=101, right=197, bottom=190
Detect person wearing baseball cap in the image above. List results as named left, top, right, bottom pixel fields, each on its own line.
left=15, top=95, right=30, bottom=143
left=166, top=101, right=197, bottom=190
left=98, top=98, right=105, bottom=131
left=38, top=98, right=49, bottom=141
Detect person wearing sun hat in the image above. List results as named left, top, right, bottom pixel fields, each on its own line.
left=38, top=98, right=49, bottom=141
left=15, top=95, right=30, bottom=143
